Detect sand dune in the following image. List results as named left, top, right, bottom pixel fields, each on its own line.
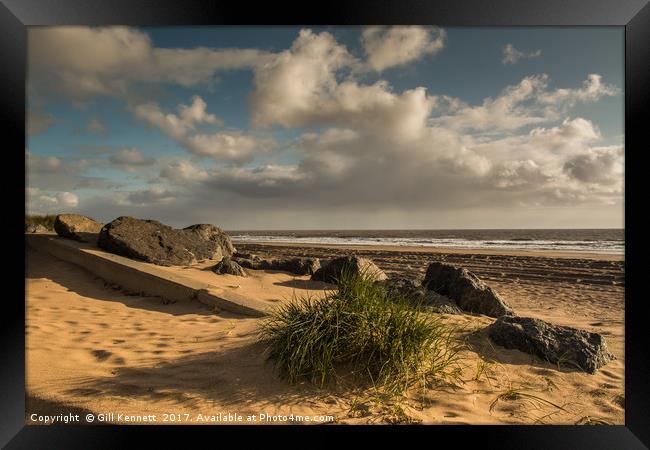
left=26, top=245, right=624, bottom=425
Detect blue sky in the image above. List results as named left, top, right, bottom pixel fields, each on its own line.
left=27, top=26, right=624, bottom=229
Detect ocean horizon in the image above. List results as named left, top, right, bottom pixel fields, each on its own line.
left=228, top=228, right=625, bottom=253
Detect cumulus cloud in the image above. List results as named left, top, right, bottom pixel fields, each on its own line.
left=27, top=187, right=79, bottom=214
left=160, top=160, right=210, bottom=183
left=28, top=27, right=270, bottom=101
left=362, top=26, right=446, bottom=71
left=109, top=148, right=155, bottom=167
left=432, top=74, right=618, bottom=132
left=250, top=30, right=436, bottom=137
left=86, top=118, right=107, bottom=135
left=135, top=96, right=273, bottom=163
left=125, top=186, right=176, bottom=205
left=564, top=146, right=624, bottom=185
left=502, top=43, right=542, bottom=64
left=134, top=96, right=223, bottom=140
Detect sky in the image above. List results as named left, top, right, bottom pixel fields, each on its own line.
left=26, top=26, right=624, bottom=229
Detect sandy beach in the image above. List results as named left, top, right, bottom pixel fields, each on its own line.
left=26, top=241, right=624, bottom=425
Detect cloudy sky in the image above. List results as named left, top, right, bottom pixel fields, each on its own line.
left=26, top=26, right=624, bottom=229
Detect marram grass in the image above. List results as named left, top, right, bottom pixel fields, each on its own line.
left=25, top=214, right=57, bottom=230
left=259, top=267, right=462, bottom=395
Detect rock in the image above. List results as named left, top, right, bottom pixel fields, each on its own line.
left=488, top=316, right=615, bottom=373
left=25, top=224, right=48, bottom=233
left=232, top=256, right=321, bottom=275
left=212, top=257, right=247, bottom=277
left=311, top=256, right=387, bottom=283
left=270, top=257, right=321, bottom=275
left=98, top=216, right=226, bottom=266
left=54, top=214, right=103, bottom=241
left=184, top=224, right=235, bottom=257
left=378, top=276, right=462, bottom=314
left=233, top=252, right=259, bottom=260
left=422, top=262, right=514, bottom=317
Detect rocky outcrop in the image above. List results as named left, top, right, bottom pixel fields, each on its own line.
left=212, top=257, right=247, bottom=277
left=25, top=224, right=48, bottom=233
left=54, top=214, right=103, bottom=241
left=311, top=256, right=387, bottom=283
left=488, top=316, right=615, bottom=373
left=422, top=262, right=514, bottom=317
left=98, top=216, right=230, bottom=266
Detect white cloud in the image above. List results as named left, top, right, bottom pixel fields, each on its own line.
left=28, top=27, right=270, bottom=101
left=160, top=160, right=210, bottom=183
left=87, top=118, right=107, bottom=135
left=502, top=43, right=542, bottom=64
left=432, top=74, right=618, bottom=132
left=27, top=188, right=79, bottom=214
left=362, top=26, right=445, bottom=71
left=109, top=148, right=155, bottom=167
left=135, top=96, right=273, bottom=164
left=134, top=95, right=223, bottom=140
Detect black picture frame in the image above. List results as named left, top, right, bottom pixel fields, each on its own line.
left=3, top=0, right=648, bottom=447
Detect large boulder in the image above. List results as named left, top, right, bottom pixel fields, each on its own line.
left=212, top=257, right=247, bottom=277
left=183, top=224, right=235, bottom=258
left=98, top=216, right=229, bottom=266
left=234, top=256, right=320, bottom=275
left=311, top=256, right=387, bottom=283
left=54, top=214, right=103, bottom=241
left=422, top=262, right=514, bottom=317
left=488, top=316, right=615, bottom=373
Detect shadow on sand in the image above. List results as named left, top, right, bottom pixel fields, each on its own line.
left=62, top=341, right=337, bottom=412
left=26, top=248, right=235, bottom=317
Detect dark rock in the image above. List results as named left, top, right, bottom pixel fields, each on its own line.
left=183, top=224, right=235, bottom=258
left=232, top=256, right=321, bottom=275
left=422, top=262, right=514, bottom=317
left=26, top=224, right=48, bottom=233
left=54, top=214, right=103, bottom=241
left=488, top=316, right=615, bottom=373
left=311, top=256, right=387, bottom=283
left=378, top=276, right=462, bottom=314
left=212, top=257, right=247, bottom=277
left=270, top=257, right=321, bottom=275
left=98, top=216, right=226, bottom=266
left=233, top=252, right=259, bottom=260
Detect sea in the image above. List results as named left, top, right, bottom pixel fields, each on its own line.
left=228, top=229, right=625, bottom=254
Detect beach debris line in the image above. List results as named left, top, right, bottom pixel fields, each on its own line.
left=487, top=315, right=615, bottom=373
left=54, top=214, right=103, bottom=242
left=311, top=256, right=388, bottom=283
left=212, top=256, right=248, bottom=277
left=97, top=216, right=234, bottom=266
left=233, top=253, right=321, bottom=276
left=422, top=262, right=514, bottom=318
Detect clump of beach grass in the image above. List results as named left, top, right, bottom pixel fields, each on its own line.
left=25, top=214, right=56, bottom=230
left=259, top=266, right=462, bottom=397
